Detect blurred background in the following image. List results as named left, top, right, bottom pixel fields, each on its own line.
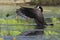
left=0, top=0, right=60, bottom=40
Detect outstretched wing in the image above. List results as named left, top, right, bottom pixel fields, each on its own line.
left=19, top=7, right=36, bottom=18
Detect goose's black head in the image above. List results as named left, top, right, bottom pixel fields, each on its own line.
left=35, top=5, right=43, bottom=12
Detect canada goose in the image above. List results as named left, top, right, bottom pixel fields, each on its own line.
left=16, top=5, right=46, bottom=35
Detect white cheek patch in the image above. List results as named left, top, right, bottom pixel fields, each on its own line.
left=36, top=6, right=41, bottom=11
left=36, top=6, right=39, bottom=9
